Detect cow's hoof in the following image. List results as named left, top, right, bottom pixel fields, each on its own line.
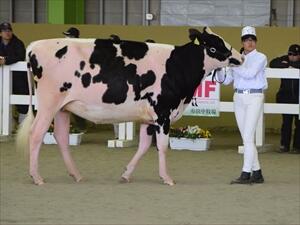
left=163, top=180, right=176, bottom=186
left=30, top=175, right=45, bottom=186
left=160, top=176, right=176, bottom=186
left=34, top=180, right=45, bottom=186
left=119, top=176, right=131, bottom=183
left=69, top=174, right=83, bottom=183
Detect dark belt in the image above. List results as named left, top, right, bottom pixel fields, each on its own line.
left=234, top=89, right=264, bottom=94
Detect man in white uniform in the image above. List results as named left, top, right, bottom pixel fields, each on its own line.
left=217, top=26, right=267, bottom=184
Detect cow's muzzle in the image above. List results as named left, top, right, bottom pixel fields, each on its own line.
left=229, top=57, right=243, bottom=66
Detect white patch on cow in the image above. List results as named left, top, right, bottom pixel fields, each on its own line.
left=64, top=100, right=155, bottom=124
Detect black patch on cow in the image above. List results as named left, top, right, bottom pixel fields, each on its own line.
left=74, top=70, right=81, bottom=77
left=89, top=39, right=154, bottom=104
left=120, top=41, right=149, bottom=60
left=141, top=92, right=156, bottom=106
left=60, top=87, right=66, bottom=92
left=81, top=73, right=91, bottom=88
left=148, top=43, right=205, bottom=134
left=55, top=46, right=68, bottom=59
left=90, top=64, right=95, bottom=69
left=140, top=71, right=156, bottom=89
left=60, top=82, right=72, bottom=92
left=80, top=61, right=85, bottom=70
left=101, top=61, right=133, bottom=104
left=89, top=39, right=129, bottom=104
left=28, top=51, right=43, bottom=79
left=128, top=70, right=156, bottom=100
left=147, top=124, right=160, bottom=136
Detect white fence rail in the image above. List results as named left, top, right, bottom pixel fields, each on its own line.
left=1, top=62, right=299, bottom=148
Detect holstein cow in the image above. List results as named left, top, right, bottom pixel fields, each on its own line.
left=17, top=27, right=243, bottom=186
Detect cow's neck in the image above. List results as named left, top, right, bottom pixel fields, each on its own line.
left=171, top=44, right=205, bottom=104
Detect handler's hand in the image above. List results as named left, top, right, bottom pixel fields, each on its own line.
left=0, top=56, right=6, bottom=65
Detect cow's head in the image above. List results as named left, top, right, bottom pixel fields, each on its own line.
left=189, top=27, right=244, bottom=68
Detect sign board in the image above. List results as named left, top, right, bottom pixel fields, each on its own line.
left=184, top=76, right=220, bottom=117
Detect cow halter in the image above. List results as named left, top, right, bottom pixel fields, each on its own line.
left=193, top=37, right=233, bottom=60
left=211, top=68, right=227, bottom=84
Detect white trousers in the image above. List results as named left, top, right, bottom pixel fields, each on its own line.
left=233, top=93, right=264, bottom=172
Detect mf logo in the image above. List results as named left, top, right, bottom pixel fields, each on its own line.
left=194, top=81, right=216, bottom=98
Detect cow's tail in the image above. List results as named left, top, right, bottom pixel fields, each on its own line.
left=16, top=50, right=35, bottom=158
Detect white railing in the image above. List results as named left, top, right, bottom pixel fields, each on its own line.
left=1, top=62, right=299, bottom=149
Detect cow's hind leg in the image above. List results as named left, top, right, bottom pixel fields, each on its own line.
left=30, top=112, right=54, bottom=185
left=156, top=127, right=175, bottom=186
left=54, top=110, right=82, bottom=182
left=121, top=124, right=152, bottom=183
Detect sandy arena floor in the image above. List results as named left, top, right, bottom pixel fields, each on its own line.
left=0, top=129, right=299, bottom=225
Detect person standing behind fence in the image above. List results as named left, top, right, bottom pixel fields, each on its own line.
left=0, top=22, right=28, bottom=124
left=63, top=27, right=80, bottom=38
left=217, top=26, right=268, bottom=184
left=270, top=44, right=300, bottom=154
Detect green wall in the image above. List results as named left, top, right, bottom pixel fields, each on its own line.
left=10, top=24, right=300, bottom=130
left=48, top=0, right=84, bottom=24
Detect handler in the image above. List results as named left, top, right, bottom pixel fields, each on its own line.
left=217, top=26, right=267, bottom=184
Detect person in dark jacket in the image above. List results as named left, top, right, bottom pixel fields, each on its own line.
left=63, top=27, right=80, bottom=38
left=270, top=44, right=300, bottom=154
left=0, top=22, right=29, bottom=123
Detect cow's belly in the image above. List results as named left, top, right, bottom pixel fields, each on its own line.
left=64, top=100, right=155, bottom=124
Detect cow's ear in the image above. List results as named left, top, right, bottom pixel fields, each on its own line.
left=194, top=37, right=200, bottom=45
left=203, top=26, right=213, bottom=34
left=189, top=28, right=202, bottom=45
left=188, top=28, right=201, bottom=41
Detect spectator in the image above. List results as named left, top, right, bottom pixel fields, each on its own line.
left=270, top=44, right=300, bottom=154
left=63, top=27, right=80, bottom=38
left=0, top=22, right=28, bottom=123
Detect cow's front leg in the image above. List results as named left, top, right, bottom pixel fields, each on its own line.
left=156, top=127, right=175, bottom=186
left=54, top=111, right=82, bottom=182
left=121, top=124, right=152, bottom=183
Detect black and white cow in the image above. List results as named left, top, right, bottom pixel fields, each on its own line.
left=17, top=27, right=243, bottom=186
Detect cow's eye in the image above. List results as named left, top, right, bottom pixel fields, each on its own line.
left=210, top=47, right=216, bottom=53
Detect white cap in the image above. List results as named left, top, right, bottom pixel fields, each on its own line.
left=241, top=26, right=256, bottom=37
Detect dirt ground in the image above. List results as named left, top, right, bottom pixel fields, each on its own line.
left=0, top=129, right=299, bottom=225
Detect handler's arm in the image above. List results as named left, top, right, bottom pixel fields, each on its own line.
left=232, top=55, right=267, bottom=79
